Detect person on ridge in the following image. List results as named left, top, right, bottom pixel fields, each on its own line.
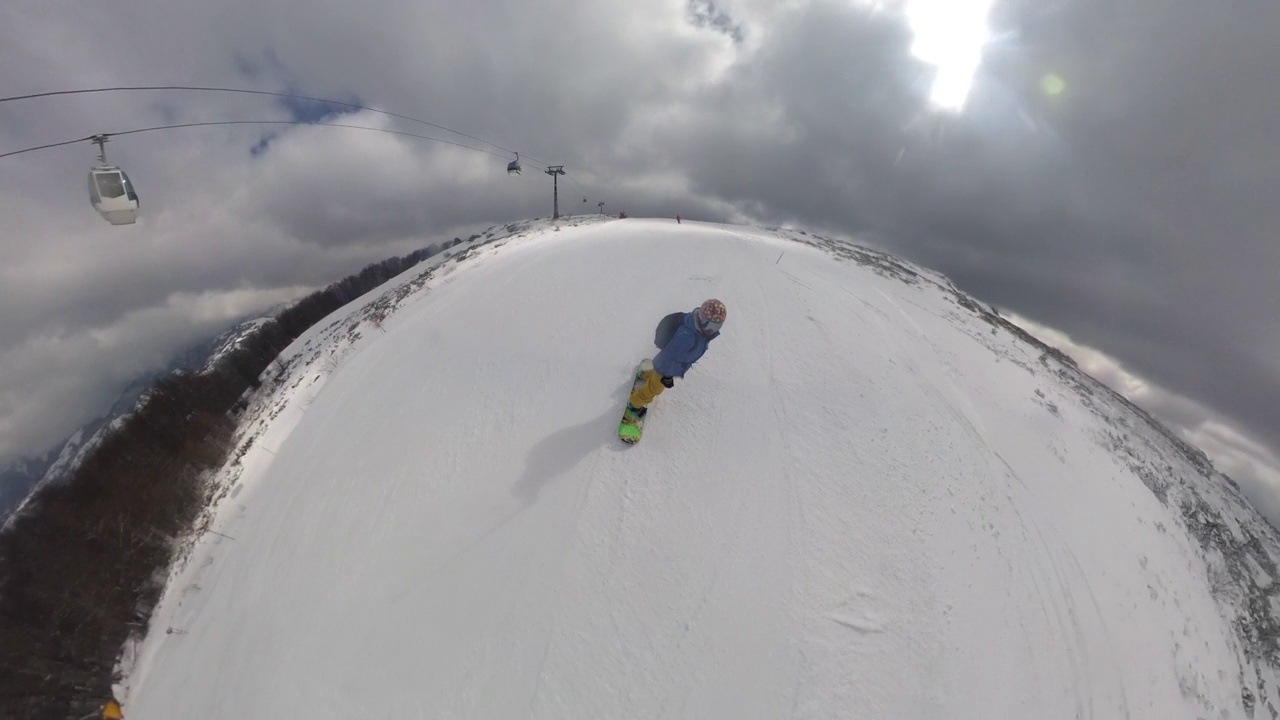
left=625, top=299, right=726, bottom=419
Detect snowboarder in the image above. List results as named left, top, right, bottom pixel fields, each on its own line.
left=676, top=214, right=681, bottom=224
left=625, top=299, right=726, bottom=421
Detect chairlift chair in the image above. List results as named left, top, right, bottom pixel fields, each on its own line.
left=507, top=152, right=522, bottom=175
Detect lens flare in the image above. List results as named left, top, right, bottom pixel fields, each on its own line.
left=1040, top=73, right=1066, bottom=97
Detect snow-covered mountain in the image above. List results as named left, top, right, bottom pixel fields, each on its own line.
left=120, top=218, right=1280, bottom=718
left=0, top=449, right=58, bottom=521
left=0, top=317, right=275, bottom=526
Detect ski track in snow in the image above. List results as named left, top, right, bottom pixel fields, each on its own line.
left=122, top=219, right=1259, bottom=719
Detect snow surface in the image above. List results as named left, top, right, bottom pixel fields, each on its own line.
left=122, top=218, right=1273, bottom=718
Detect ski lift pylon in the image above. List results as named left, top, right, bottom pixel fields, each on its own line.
left=507, top=152, right=522, bottom=175
left=87, top=135, right=139, bottom=225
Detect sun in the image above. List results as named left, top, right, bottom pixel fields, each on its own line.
left=904, top=0, right=995, bottom=111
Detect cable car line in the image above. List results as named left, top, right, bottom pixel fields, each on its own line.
left=0, top=119, right=514, bottom=161
left=0, top=134, right=94, bottom=159
left=2, top=88, right=605, bottom=221
left=0, top=85, right=551, bottom=165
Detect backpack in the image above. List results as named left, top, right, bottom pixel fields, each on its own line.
left=654, top=312, right=687, bottom=349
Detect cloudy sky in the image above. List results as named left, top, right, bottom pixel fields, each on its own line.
left=3, top=0, right=1278, bottom=519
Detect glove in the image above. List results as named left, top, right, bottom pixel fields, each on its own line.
left=661, top=376, right=675, bottom=388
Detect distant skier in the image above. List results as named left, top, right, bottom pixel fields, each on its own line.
left=625, top=299, right=726, bottom=420
left=676, top=214, right=681, bottom=224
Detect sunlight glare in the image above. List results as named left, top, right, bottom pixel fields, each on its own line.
left=905, top=0, right=994, bottom=111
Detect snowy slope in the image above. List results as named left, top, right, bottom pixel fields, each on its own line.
left=122, top=218, right=1280, bottom=719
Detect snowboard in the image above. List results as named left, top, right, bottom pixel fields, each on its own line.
left=618, top=359, right=653, bottom=444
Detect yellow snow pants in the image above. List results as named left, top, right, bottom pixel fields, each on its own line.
left=629, top=370, right=667, bottom=408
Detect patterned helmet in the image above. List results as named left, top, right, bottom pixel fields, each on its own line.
left=695, top=299, right=727, bottom=333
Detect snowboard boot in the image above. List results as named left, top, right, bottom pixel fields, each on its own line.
left=624, top=403, right=647, bottom=421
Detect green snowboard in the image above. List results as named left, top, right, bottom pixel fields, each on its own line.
left=619, top=359, right=653, bottom=444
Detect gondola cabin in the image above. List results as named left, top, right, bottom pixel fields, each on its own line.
left=87, top=135, right=139, bottom=225
left=89, top=166, right=139, bottom=225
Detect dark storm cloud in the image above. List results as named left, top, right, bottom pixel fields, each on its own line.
left=3, top=0, right=1278, bottom=522
left=639, top=0, right=1280, bottom=515
left=0, top=0, right=737, bottom=463
left=640, top=3, right=930, bottom=225
left=688, top=0, right=746, bottom=44
left=886, top=0, right=1280, bottom=456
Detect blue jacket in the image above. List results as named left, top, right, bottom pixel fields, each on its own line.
left=654, top=311, right=718, bottom=378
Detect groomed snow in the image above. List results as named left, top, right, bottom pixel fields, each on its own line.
left=123, top=219, right=1251, bottom=719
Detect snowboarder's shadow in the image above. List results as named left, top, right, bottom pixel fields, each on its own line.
left=511, top=370, right=635, bottom=507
